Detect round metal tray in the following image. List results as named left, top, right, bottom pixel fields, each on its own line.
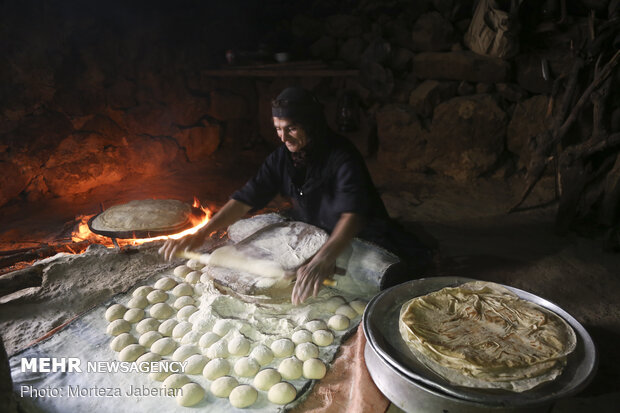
left=363, top=277, right=597, bottom=408
left=87, top=206, right=205, bottom=239
left=364, top=342, right=551, bottom=413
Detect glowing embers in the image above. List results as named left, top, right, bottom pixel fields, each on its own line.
left=72, top=197, right=211, bottom=247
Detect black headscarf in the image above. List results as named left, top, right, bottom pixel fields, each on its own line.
left=271, top=87, right=330, bottom=170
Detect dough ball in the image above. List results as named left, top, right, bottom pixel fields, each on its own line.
left=186, top=258, right=205, bottom=271
left=267, top=381, right=297, bottom=405
left=349, top=300, right=367, bottom=315
left=229, top=385, right=258, bottom=409
left=181, top=331, right=202, bottom=345
left=305, top=319, right=328, bottom=332
left=210, top=376, right=238, bottom=398
left=172, top=321, right=193, bottom=339
left=173, top=295, right=194, bottom=310
left=123, top=308, right=144, bottom=323
left=162, top=373, right=190, bottom=389
left=136, top=317, right=160, bottom=334
left=212, top=319, right=233, bottom=336
left=185, top=271, right=201, bottom=285
left=184, top=354, right=208, bottom=374
left=278, top=357, right=303, bottom=380
left=228, top=336, right=251, bottom=356
left=158, top=319, right=178, bottom=337
left=327, top=314, right=349, bottom=331
left=206, top=340, right=229, bottom=359
left=234, top=357, right=260, bottom=377
left=110, top=333, right=136, bottom=352
left=253, top=368, right=281, bottom=391
left=250, top=344, right=274, bottom=366
left=295, top=342, right=319, bottom=361
left=255, top=277, right=277, bottom=289
left=107, top=319, right=131, bottom=336
left=118, top=344, right=145, bottom=362
left=127, top=296, right=148, bottom=309
left=154, top=276, right=177, bottom=291
left=105, top=304, right=127, bottom=321
left=291, top=329, right=313, bottom=345
left=146, top=290, right=168, bottom=304
left=174, top=265, right=192, bottom=278
left=172, top=345, right=200, bottom=362
left=324, top=296, right=346, bottom=312
left=171, top=282, right=193, bottom=297
left=132, top=285, right=153, bottom=299
left=149, top=361, right=175, bottom=381
left=151, top=337, right=177, bottom=355
left=176, top=382, right=205, bottom=407
left=312, top=330, right=334, bottom=347
left=136, top=352, right=161, bottom=367
left=303, top=358, right=327, bottom=379
left=335, top=304, right=358, bottom=319
left=150, top=302, right=174, bottom=319
left=177, top=305, right=198, bottom=321
left=202, top=358, right=230, bottom=380
left=271, top=339, right=295, bottom=358
left=139, top=331, right=163, bottom=348
left=199, top=332, right=221, bottom=348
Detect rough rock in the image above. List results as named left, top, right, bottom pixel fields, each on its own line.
left=123, top=102, right=178, bottom=136
left=376, top=104, right=426, bottom=169
left=41, top=133, right=129, bottom=197
left=310, top=36, right=338, bottom=61
left=105, top=78, right=137, bottom=109
left=324, top=15, right=364, bottom=38
left=476, top=83, right=494, bottom=94
left=427, top=94, right=507, bottom=180
left=506, top=95, right=550, bottom=169
left=496, top=83, right=527, bottom=102
left=408, top=80, right=457, bottom=118
left=457, top=81, right=475, bottom=95
left=208, top=90, right=249, bottom=121
left=339, top=38, right=366, bottom=67
left=384, top=18, right=413, bottom=49
left=412, top=51, right=510, bottom=83
left=411, top=11, right=455, bottom=52
left=169, top=93, right=210, bottom=126
left=0, top=161, right=29, bottom=207
left=360, top=62, right=394, bottom=98
left=79, top=115, right=126, bottom=139
left=388, top=47, right=414, bottom=73
left=40, top=132, right=181, bottom=198
left=174, top=121, right=221, bottom=162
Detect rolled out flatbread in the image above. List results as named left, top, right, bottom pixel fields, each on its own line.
left=91, top=199, right=193, bottom=233
left=399, top=281, right=577, bottom=392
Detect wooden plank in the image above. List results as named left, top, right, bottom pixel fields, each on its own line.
left=202, top=68, right=359, bottom=77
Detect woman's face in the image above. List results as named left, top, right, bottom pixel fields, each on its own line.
left=273, top=117, right=308, bottom=152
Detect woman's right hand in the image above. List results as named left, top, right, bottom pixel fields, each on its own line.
left=159, top=231, right=206, bottom=261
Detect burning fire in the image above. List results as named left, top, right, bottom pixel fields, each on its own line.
left=71, top=198, right=211, bottom=247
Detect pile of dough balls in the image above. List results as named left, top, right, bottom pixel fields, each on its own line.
left=105, top=259, right=368, bottom=409
left=104, top=262, right=207, bottom=407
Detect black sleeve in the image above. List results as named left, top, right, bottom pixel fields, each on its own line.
left=231, top=150, right=281, bottom=210
left=332, top=154, right=369, bottom=216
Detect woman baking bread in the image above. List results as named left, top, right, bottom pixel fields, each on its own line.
left=160, top=87, right=433, bottom=304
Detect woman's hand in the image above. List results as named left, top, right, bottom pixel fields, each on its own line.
left=159, top=231, right=206, bottom=261
left=291, top=255, right=336, bottom=305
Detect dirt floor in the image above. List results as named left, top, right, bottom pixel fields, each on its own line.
left=1, top=147, right=619, bottom=411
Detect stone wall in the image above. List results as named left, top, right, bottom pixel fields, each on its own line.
left=1, top=0, right=618, bottom=209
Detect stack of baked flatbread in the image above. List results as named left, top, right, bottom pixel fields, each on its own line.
left=399, top=281, right=576, bottom=392
left=91, top=199, right=194, bottom=233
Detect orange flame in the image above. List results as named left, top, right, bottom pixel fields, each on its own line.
left=71, top=198, right=211, bottom=247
